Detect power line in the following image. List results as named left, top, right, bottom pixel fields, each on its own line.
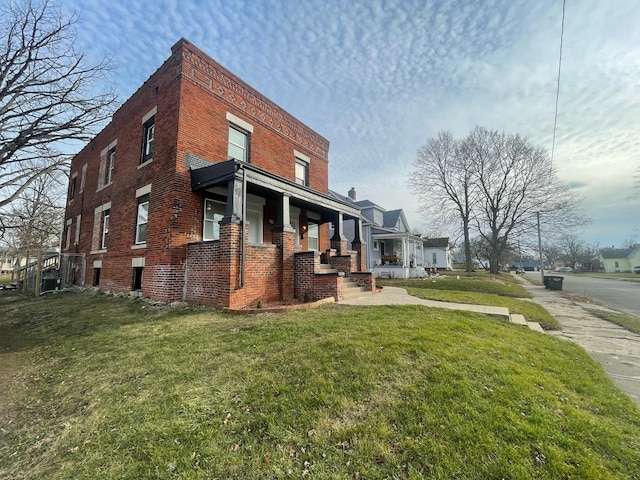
left=551, top=0, right=566, bottom=167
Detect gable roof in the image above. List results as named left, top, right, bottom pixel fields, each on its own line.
left=423, top=237, right=449, bottom=248
left=600, top=247, right=634, bottom=259
left=383, top=209, right=402, bottom=230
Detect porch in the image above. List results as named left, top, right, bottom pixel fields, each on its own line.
left=188, top=159, right=374, bottom=308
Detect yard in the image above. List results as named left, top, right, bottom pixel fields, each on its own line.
left=378, top=273, right=561, bottom=330
left=1, top=290, right=639, bottom=479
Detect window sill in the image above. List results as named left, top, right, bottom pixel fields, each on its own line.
left=131, top=243, right=147, bottom=250
left=138, top=159, right=153, bottom=169
left=90, top=249, right=107, bottom=254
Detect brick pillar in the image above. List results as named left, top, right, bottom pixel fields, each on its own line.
left=273, top=194, right=296, bottom=301
left=352, top=240, right=367, bottom=272
left=273, top=226, right=296, bottom=302
left=219, top=219, right=242, bottom=308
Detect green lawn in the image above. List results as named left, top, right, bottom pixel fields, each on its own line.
left=1, top=291, right=639, bottom=479
left=379, top=276, right=560, bottom=331
left=587, top=308, right=640, bottom=336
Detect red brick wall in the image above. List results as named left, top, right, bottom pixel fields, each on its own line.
left=62, top=38, right=335, bottom=308
left=294, top=251, right=319, bottom=299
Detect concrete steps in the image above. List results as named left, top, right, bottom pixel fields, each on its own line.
left=510, top=313, right=544, bottom=333
left=342, top=278, right=370, bottom=299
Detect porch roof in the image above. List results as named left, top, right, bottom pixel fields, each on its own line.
left=190, top=159, right=361, bottom=220
left=371, top=228, right=424, bottom=243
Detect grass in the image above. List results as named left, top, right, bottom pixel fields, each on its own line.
left=379, top=276, right=560, bottom=331
left=586, top=308, right=640, bottom=336
left=1, top=291, right=639, bottom=479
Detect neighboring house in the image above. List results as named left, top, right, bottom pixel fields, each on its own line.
left=599, top=245, right=640, bottom=273
left=423, top=237, right=453, bottom=271
left=330, top=188, right=449, bottom=278
left=61, top=39, right=372, bottom=309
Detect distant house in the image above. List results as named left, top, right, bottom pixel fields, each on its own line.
left=598, top=245, right=640, bottom=273
left=330, top=188, right=450, bottom=278
left=423, top=237, right=453, bottom=271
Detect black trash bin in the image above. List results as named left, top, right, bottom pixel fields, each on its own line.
left=543, top=276, right=550, bottom=289
left=546, top=275, right=564, bottom=291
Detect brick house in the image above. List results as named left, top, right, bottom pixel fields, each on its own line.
left=62, top=38, right=373, bottom=309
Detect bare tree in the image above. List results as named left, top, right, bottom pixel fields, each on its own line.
left=621, top=238, right=637, bottom=250
left=0, top=169, right=65, bottom=253
left=558, top=232, right=587, bottom=269
left=0, top=0, right=117, bottom=209
left=467, top=127, right=588, bottom=274
left=409, top=131, right=476, bottom=273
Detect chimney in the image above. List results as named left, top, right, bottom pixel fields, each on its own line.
left=348, top=187, right=356, bottom=201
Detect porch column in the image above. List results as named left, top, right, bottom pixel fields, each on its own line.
left=273, top=194, right=296, bottom=301
left=351, top=217, right=366, bottom=272
left=222, top=173, right=243, bottom=224
left=330, top=211, right=347, bottom=254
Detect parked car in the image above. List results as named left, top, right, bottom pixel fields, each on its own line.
left=555, top=267, right=573, bottom=272
left=633, top=266, right=640, bottom=274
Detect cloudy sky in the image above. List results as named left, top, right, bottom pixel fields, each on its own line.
left=62, top=0, right=639, bottom=247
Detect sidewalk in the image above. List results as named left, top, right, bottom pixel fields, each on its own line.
left=513, top=276, right=640, bottom=407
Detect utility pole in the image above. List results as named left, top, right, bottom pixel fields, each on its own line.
left=537, top=211, right=545, bottom=283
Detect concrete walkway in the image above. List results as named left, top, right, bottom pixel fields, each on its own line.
left=340, top=285, right=543, bottom=329
left=341, top=277, right=640, bottom=407
left=513, top=276, right=640, bottom=407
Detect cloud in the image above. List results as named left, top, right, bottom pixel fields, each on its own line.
left=64, top=0, right=640, bottom=245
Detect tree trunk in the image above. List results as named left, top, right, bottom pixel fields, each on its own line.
left=463, top=219, right=473, bottom=273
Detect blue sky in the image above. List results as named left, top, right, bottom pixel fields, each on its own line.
left=63, top=0, right=639, bottom=248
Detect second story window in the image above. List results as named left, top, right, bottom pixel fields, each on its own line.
left=69, top=176, right=77, bottom=199
left=107, top=147, right=116, bottom=184
left=141, top=117, right=155, bottom=164
left=228, top=125, right=248, bottom=162
left=135, top=195, right=149, bottom=244
left=295, top=159, right=308, bottom=186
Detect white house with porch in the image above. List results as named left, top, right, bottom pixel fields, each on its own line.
left=329, top=188, right=428, bottom=278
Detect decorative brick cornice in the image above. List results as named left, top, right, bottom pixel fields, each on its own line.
left=176, top=40, right=329, bottom=161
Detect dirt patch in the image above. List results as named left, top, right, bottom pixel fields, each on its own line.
left=560, top=290, right=603, bottom=306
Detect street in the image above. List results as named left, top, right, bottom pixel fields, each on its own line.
left=526, top=272, right=640, bottom=318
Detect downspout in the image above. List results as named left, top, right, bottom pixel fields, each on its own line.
left=240, top=166, right=247, bottom=289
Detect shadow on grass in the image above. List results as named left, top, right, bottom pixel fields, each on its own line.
left=0, top=290, right=191, bottom=354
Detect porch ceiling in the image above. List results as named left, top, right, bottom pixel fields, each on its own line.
left=190, top=159, right=361, bottom=220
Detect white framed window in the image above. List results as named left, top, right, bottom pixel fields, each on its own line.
left=373, top=240, right=379, bottom=251
left=228, top=125, right=248, bottom=162
left=65, top=223, right=72, bottom=249
left=432, top=253, right=437, bottom=265
left=135, top=195, right=149, bottom=244
left=308, top=222, right=319, bottom=250
left=101, top=210, right=110, bottom=249
left=107, top=147, right=116, bottom=184
left=80, top=164, right=87, bottom=193
left=203, top=199, right=226, bottom=241
left=295, top=159, right=308, bottom=186
left=75, top=214, right=81, bottom=245
left=141, top=117, right=155, bottom=164
left=69, top=175, right=77, bottom=199
left=246, top=195, right=265, bottom=244
left=247, top=208, right=262, bottom=243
